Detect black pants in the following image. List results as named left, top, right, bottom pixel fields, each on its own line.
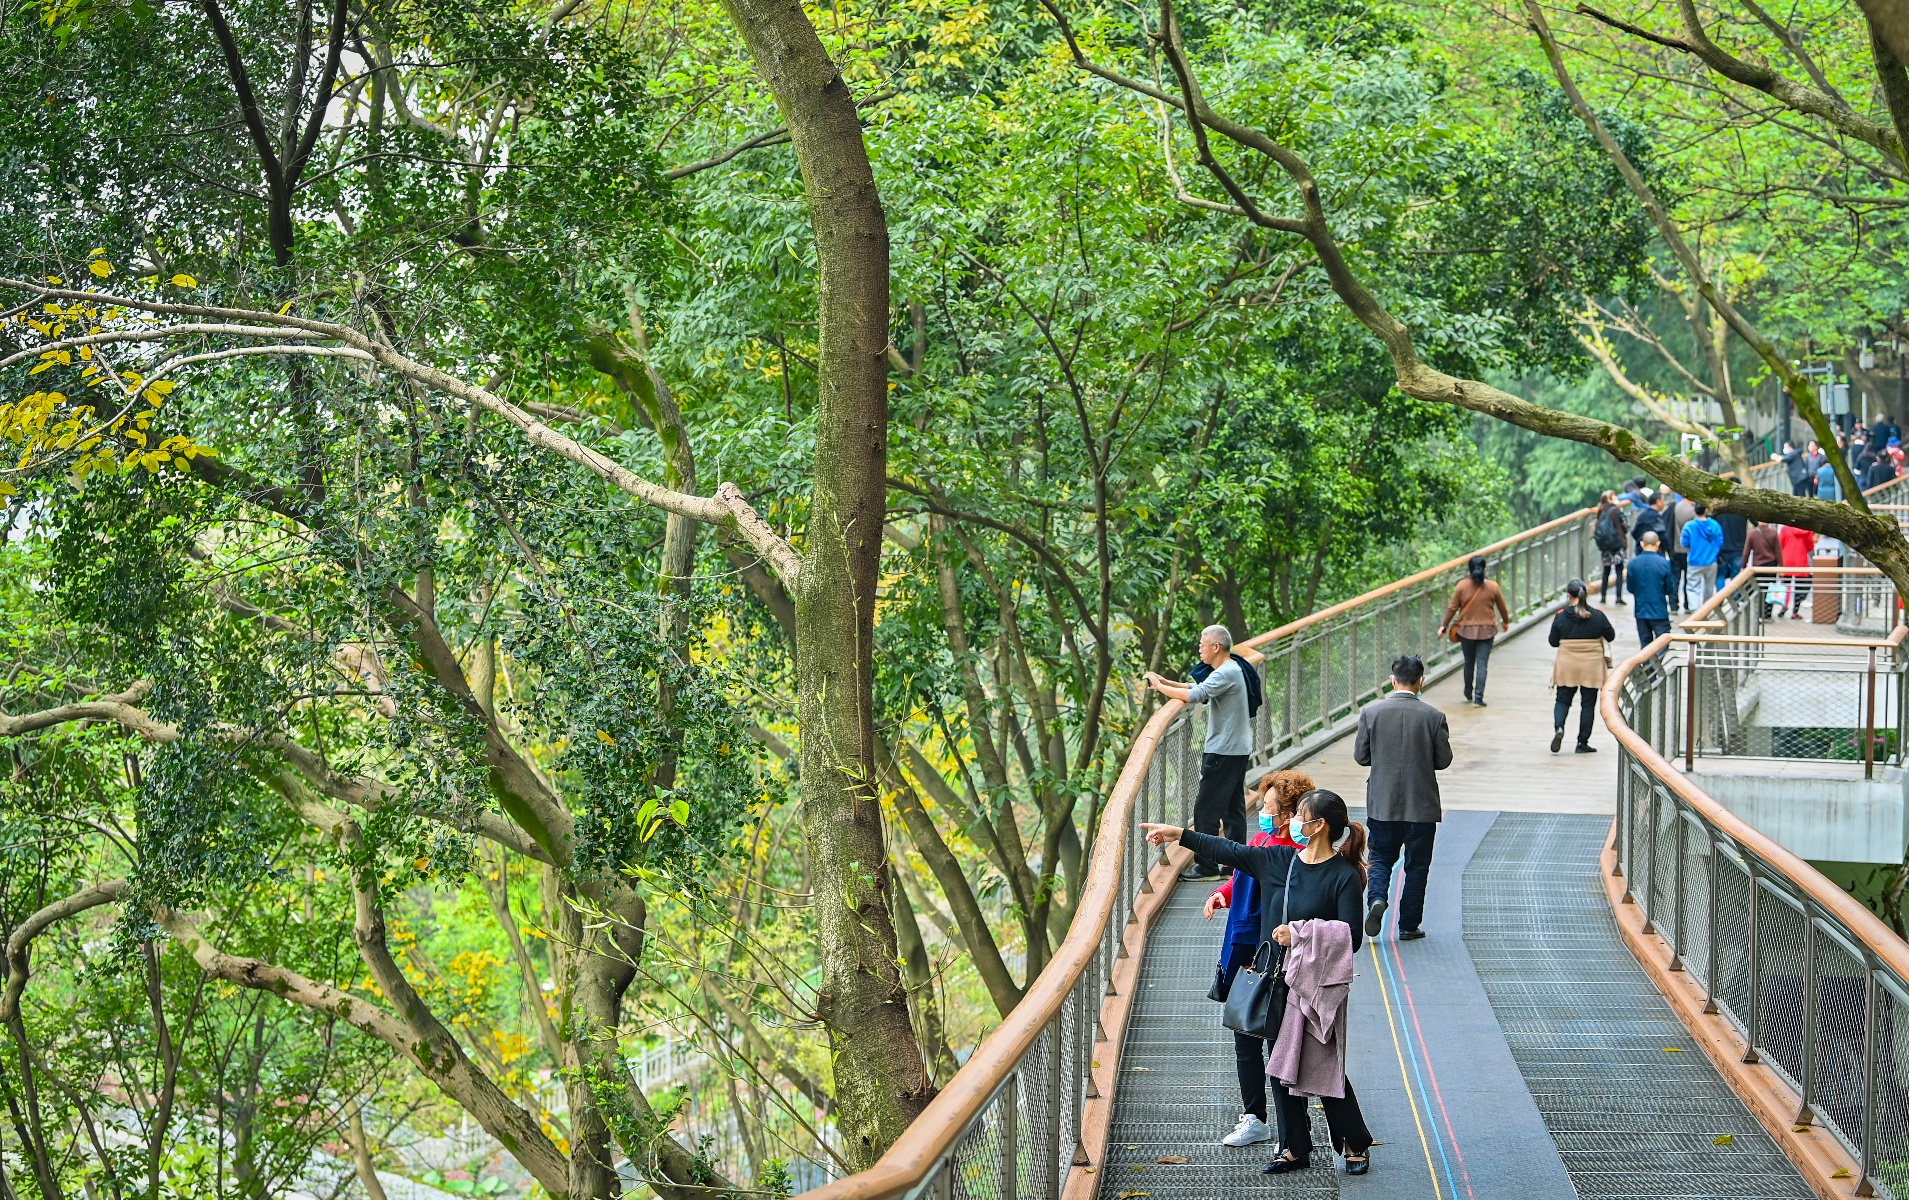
left=1367, top=819, right=1437, bottom=932
left=1636, top=617, right=1671, bottom=650
left=1600, top=559, right=1625, bottom=604
left=1191, top=752, right=1250, bottom=872
left=1459, top=635, right=1493, bottom=701
left=1670, top=552, right=1688, bottom=610
left=1223, top=945, right=1269, bottom=1118
left=1554, top=685, right=1598, bottom=745
left=1272, top=1075, right=1372, bottom=1162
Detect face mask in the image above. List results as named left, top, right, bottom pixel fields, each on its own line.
left=1288, top=816, right=1311, bottom=846
left=1258, top=813, right=1278, bottom=834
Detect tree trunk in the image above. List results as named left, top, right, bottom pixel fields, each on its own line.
left=719, top=0, right=932, bottom=1166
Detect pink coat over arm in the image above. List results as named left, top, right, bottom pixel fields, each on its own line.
left=1266, top=918, right=1354, bottom=1098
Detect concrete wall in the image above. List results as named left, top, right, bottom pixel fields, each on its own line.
left=1687, top=763, right=1908, bottom=863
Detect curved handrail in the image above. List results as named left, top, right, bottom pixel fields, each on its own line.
left=1601, top=638, right=1909, bottom=982
left=1600, top=590, right=1909, bottom=1191
left=798, top=697, right=1185, bottom=1200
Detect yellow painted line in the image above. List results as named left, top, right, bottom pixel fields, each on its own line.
left=1369, top=937, right=1444, bottom=1200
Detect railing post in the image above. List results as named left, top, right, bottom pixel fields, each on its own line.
left=1669, top=808, right=1686, bottom=972
left=1045, top=1019, right=1062, bottom=1200
left=1865, top=646, right=1878, bottom=780
left=1704, top=833, right=1719, bottom=1013
left=1002, top=1074, right=1019, bottom=1200
left=1685, top=640, right=1697, bottom=771
left=1859, top=960, right=1879, bottom=1197
left=1798, top=914, right=1818, bottom=1125
left=1745, top=858, right=1762, bottom=1064
left=1642, top=783, right=1659, bottom=935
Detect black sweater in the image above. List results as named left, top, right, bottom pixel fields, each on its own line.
left=1179, top=829, right=1365, bottom=952
left=1547, top=606, right=1615, bottom=645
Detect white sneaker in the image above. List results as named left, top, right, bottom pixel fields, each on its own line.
left=1222, top=1113, right=1274, bottom=1147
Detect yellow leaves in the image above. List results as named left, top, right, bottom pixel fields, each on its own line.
left=1712, top=1135, right=1732, bottom=1146
left=596, top=728, right=617, bottom=745
left=278, top=300, right=295, bottom=315
left=1831, top=1168, right=1852, bottom=1179
left=169, top=274, right=197, bottom=289
left=414, top=856, right=431, bottom=871
left=88, top=260, right=111, bottom=278
left=1662, top=1047, right=1684, bottom=1052
left=0, top=483, right=17, bottom=497
left=1154, top=1156, right=1189, bottom=1164
left=44, top=276, right=62, bottom=286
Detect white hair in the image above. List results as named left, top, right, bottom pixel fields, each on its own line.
left=1201, top=624, right=1234, bottom=651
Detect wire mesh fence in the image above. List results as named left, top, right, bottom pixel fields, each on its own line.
left=1615, top=624, right=1909, bottom=1199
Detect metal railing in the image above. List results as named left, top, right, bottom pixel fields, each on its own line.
left=1666, top=568, right=1908, bottom=778
left=1239, top=508, right=1599, bottom=772
left=1607, top=579, right=1909, bottom=1198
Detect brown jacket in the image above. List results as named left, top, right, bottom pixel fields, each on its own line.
left=1746, top=524, right=1781, bottom=567
left=1442, top=578, right=1510, bottom=634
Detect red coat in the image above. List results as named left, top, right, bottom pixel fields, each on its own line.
left=1779, top=524, right=1817, bottom=572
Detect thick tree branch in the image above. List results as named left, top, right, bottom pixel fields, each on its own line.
left=0, top=882, right=129, bottom=1023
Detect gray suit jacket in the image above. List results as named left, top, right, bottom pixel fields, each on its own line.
left=1352, top=691, right=1452, bottom=823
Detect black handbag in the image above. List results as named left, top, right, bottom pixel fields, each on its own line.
left=1219, top=858, right=1294, bottom=1041
left=1207, top=959, right=1231, bottom=1002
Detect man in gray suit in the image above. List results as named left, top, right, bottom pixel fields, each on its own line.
left=1353, top=654, right=1451, bottom=941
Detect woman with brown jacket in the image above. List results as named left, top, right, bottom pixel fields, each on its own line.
left=1548, top=580, right=1616, bottom=753
left=1439, top=556, right=1510, bottom=706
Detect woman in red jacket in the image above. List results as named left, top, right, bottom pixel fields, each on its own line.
left=1202, top=770, right=1310, bottom=1149
left=1778, top=524, right=1817, bottom=619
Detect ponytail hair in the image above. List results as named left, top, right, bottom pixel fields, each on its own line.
left=1467, top=555, right=1487, bottom=586
left=1297, top=789, right=1369, bottom=884
left=1565, top=578, right=1592, bottom=618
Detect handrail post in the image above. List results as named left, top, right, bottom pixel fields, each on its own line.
left=1703, top=833, right=1719, bottom=1012
left=1865, top=646, right=1878, bottom=780
left=1045, top=1019, right=1062, bottom=1200
left=1798, top=914, right=1818, bottom=1125
left=1745, top=857, right=1762, bottom=1064
left=1859, top=960, right=1879, bottom=1197
left=1642, top=783, right=1659, bottom=936
left=1002, top=1074, right=1019, bottom=1200
left=1669, top=808, right=1686, bottom=972
left=1685, top=640, right=1697, bottom=771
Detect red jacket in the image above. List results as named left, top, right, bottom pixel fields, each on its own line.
left=1779, top=524, right=1817, bottom=572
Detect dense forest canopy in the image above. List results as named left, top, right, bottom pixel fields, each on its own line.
left=0, top=0, right=1906, bottom=1196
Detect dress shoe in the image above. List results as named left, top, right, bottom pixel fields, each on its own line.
left=1473, top=698, right=1488, bottom=707
left=1575, top=742, right=1598, bottom=754
left=1398, top=928, right=1426, bottom=941
left=1261, top=1153, right=1310, bottom=1174
left=1550, top=728, right=1564, bottom=753
left=1345, top=1152, right=1371, bottom=1176
left=1364, top=899, right=1388, bottom=938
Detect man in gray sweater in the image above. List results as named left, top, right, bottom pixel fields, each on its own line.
left=1145, top=624, right=1252, bottom=879
left=1353, top=654, right=1452, bottom=940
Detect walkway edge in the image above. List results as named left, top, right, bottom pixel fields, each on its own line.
left=1598, top=829, right=1861, bottom=1200
left=1062, top=843, right=1191, bottom=1200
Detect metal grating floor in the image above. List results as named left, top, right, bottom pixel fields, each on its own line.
left=1097, top=883, right=1339, bottom=1198
left=1463, top=812, right=1813, bottom=1199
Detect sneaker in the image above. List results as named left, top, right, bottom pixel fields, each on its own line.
left=1550, top=728, right=1564, bottom=753
left=1575, top=743, right=1598, bottom=754
left=1364, top=899, right=1388, bottom=938
left=1473, top=698, right=1488, bottom=707
left=1223, top=1114, right=1274, bottom=1147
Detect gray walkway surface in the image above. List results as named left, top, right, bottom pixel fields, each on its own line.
left=1096, top=810, right=1814, bottom=1199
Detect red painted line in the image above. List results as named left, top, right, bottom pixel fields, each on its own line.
left=1387, top=929, right=1476, bottom=1200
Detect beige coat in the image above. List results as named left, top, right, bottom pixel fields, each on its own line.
left=1551, top=638, right=1609, bottom=689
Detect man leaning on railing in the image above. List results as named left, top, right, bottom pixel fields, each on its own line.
left=1146, top=624, right=1255, bottom=880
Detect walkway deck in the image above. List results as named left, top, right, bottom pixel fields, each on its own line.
left=1096, top=621, right=1815, bottom=1199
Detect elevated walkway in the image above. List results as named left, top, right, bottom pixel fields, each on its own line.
left=799, top=471, right=1909, bottom=1200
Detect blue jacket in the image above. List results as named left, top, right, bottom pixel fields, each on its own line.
left=1681, top=517, right=1723, bottom=567
left=1220, top=831, right=1293, bottom=964
left=1627, top=551, right=1675, bottom=619
left=1631, top=505, right=1666, bottom=550
left=1818, top=462, right=1841, bottom=501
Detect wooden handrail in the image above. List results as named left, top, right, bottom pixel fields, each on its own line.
left=1238, top=506, right=1596, bottom=652
left=796, top=698, right=1184, bottom=1200
left=1599, top=638, right=1909, bottom=987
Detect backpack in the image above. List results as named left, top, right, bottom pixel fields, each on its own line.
left=1595, top=507, right=1624, bottom=553
left=1189, top=652, right=1262, bottom=718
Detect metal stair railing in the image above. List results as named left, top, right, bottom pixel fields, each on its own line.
left=1606, top=569, right=1909, bottom=1198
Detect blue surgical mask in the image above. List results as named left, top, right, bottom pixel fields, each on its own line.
left=1288, top=816, right=1311, bottom=846
left=1258, top=813, right=1277, bottom=834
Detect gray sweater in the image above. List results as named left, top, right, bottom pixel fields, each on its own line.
left=1188, top=657, right=1252, bottom=755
